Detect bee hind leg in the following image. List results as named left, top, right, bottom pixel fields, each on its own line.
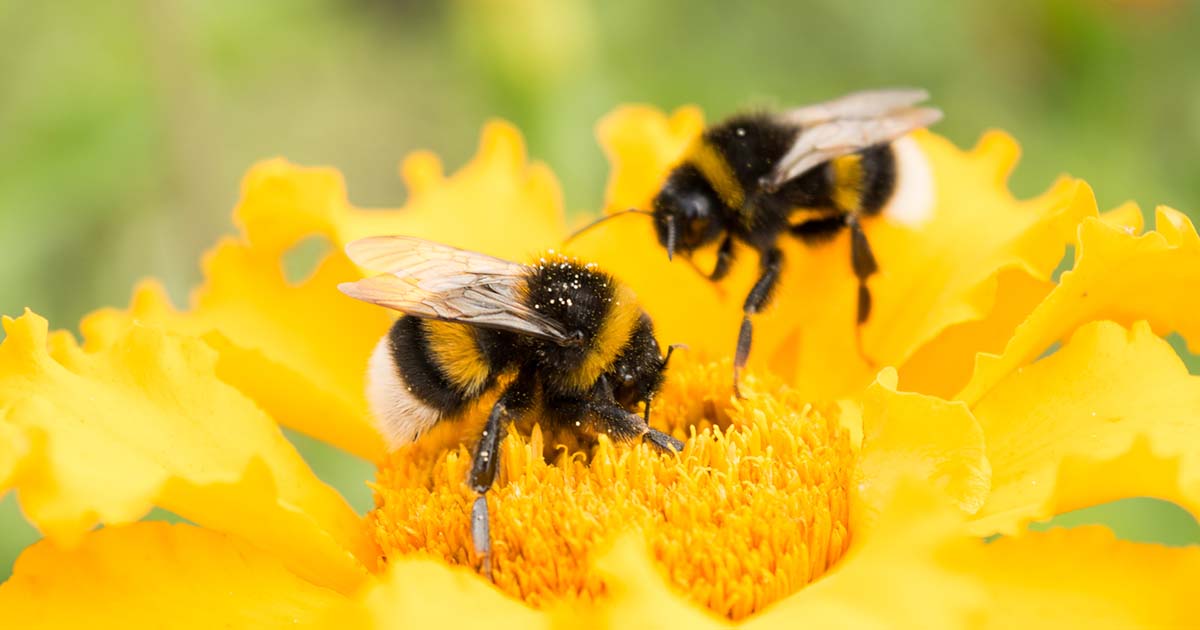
left=468, top=370, right=535, bottom=581
left=734, top=247, right=784, bottom=398
left=846, top=214, right=879, bottom=366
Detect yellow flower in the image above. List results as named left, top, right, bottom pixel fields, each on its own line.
left=2, top=107, right=1200, bottom=628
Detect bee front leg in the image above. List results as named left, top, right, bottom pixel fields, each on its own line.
left=468, top=370, right=535, bottom=581
left=846, top=214, right=879, bottom=366
left=709, top=234, right=735, bottom=281
left=588, top=399, right=684, bottom=453
left=678, top=234, right=734, bottom=288
left=734, top=247, right=783, bottom=398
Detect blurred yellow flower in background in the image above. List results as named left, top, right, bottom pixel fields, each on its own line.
left=1, top=106, right=1199, bottom=628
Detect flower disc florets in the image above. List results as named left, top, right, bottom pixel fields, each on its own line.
left=369, top=358, right=854, bottom=619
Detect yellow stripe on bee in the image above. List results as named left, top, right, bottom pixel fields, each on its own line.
left=789, top=207, right=842, bottom=224
left=424, top=320, right=491, bottom=394
left=830, top=154, right=864, bottom=213
left=688, top=138, right=745, bottom=209
left=564, top=284, right=641, bottom=393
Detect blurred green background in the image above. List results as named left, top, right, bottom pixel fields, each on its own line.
left=2, top=0, right=1199, bottom=577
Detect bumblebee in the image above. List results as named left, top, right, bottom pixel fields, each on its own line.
left=569, top=88, right=941, bottom=394
left=338, top=236, right=683, bottom=577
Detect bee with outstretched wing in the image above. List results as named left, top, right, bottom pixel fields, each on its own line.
left=339, top=236, right=683, bottom=578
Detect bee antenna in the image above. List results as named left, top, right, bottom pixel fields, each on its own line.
left=663, top=343, right=688, bottom=368
left=562, top=208, right=653, bottom=246
left=665, top=215, right=677, bottom=261
left=644, top=343, right=689, bottom=424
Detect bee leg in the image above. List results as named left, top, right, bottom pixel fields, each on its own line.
left=643, top=427, right=685, bottom=453
left=467, top=370, right=535, bottom=581
left=846, top=215, right=879, bottom=366
left=734, top=247, right=784, bottom=398
left=709, top=234, right=735, bottom=281
left=589, top=399, right=684, bottom=453
left=677, top=235, right=733, bottom=294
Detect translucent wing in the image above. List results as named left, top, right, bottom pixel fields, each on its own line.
left=338, top=236, right=572, bottom=343
left=343, top=235, right=522, bottom=278
left=765, top=89, right=942, bottom=190
left=778, top=88, right=932, bottom=125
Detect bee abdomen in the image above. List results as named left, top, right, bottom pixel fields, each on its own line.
left=423, top=320, right=496, bottom=396
left=849, top=145, right=897, bottom=216
left=367, top=316, right=495, bottom=447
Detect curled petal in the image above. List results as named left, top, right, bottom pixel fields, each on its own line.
left=0, top=311, right=373, bottom=591
left=959, top=209, right=1200, bottom=405
left=969, top=320, right=1200, bottom=535
left=898, top=268, right=1053, bottom=398
left=0, top=523, right=347, bottom=627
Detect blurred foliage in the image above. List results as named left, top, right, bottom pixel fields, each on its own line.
left=2, top=0, right=1198, bottom=577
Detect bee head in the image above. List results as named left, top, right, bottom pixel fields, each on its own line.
left=608, top=315, right=667, bottom=410
left=652, top=186, right=723, bottom=261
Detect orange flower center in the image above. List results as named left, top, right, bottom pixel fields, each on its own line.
left=367, top=358, right=854, bottom=620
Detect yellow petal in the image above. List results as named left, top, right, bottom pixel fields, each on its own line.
left=1100, top=200, right=1145, bottom=233
left=571, top=107, right=1098, bottom=402
left=0, top=420, right=28, bottom=490
left=596, top=105, right=706, bottom=215
left=321, top=557, right=552, bottom=630
left=969, top=320, right=1200, bottom=535
left=896, top=267, right=1054, bottom=399
left=0, top=311, right=373, bottom=591
left=238, top=122, right=567, bottom=262
left=584, top=534, right=727, bottom=630
left=334, top=121, right=568, bottom=259
left=0, top=522, right=346, bottom=628
left=745, top=482, right=985, bottom=630
left=82, top=259, right=390, bottom=462
left=945, top=526, right=1200, bottom=629
left=853, top=368, right=990, bottom=534
left=959, top=209, right=1200, bottom=405
left=900, top=195, right=1146, bottom=399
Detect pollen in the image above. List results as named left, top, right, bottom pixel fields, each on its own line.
left=367, top=358, right=853, bottom=620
